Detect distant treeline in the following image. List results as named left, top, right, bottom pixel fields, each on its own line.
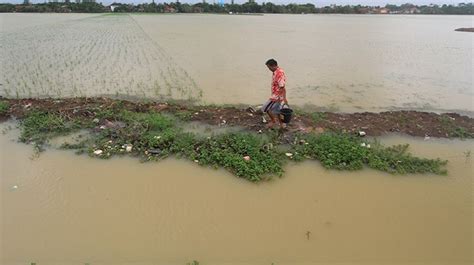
left=0, top=2, right=472, bottom=15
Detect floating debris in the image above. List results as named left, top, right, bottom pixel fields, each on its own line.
left=123, top=144, right=133, bottom=152
left=93, top=149, right=103, bottom=155
left=148, top=148, right=161, bottom=155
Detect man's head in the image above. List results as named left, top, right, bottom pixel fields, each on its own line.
left=265, top=59, right=278, bottom=72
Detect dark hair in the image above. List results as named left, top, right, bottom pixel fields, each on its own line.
left=265, top=59, right=278, bottom=67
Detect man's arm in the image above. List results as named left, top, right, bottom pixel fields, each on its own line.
left=281, top=86, right=288, bottom=104
left=277, top=73, right=288, bottom=104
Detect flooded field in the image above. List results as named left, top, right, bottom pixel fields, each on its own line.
left=1, top=13, right=473, bottom=114
left=0, top=14, right=201, bottom=101
left=1, top=12, right=473, bottom=264
left=1, top=123, right=472, bottom=264
left=0, top=13, right=99, bottom=33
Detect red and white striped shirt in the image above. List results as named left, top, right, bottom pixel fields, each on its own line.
left=270, top=67, right=286, bottom=101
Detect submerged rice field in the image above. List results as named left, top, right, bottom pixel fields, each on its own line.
left=0, top=12, right=473, bottom=265
left=1, top=13, right=473, bottom=113
left=0, top=14, right=201, bottom=101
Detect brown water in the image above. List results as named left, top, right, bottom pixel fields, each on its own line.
left=1, top=12, right=473, bottom=264
left=133, top=14, right=474, bottom=114
left=1, top=14, right=472, bottom=114
left=1, top=124, right=473, bottom=265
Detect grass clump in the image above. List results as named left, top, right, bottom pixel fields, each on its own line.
left=120, top=110, right=174, bottom=131
left=367, top=143, right=447, bottom=175
left=79, top=111, right=179, bottom=159
left=191, top=133, right=284, bottom=181
left=310, top=112, right=327, bottom=124
left=438, top=115, right=473, bottom=138
left=293, top=133, right=368, bottom=170
left=293, top=133, right=447, bottom=175
left=450, top=126, right=473, bottom=138
left=19, top=110, right=78, bottom=148
left=0, top=101, right=9, bottom=116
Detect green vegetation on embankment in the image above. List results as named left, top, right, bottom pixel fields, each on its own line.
left=3, top=99, right=450, bottom=181
left=0, top=100, right=9, bottom=116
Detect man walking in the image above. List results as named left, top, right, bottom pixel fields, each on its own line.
left=262, top=59, right=288, bottom=129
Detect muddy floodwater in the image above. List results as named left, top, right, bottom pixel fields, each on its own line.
left=1, top=14, right=473, bottom=114
left=1, top=123, right=472, bottom=264
left=1, top=12, right=473, bottom=265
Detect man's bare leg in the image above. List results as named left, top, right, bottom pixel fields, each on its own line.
left=279, top=119, right=286, bottom=129
left=266, top=111, right=277, bottom=128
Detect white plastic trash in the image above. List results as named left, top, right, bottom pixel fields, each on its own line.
left=93, top=150, right=103, bottom=155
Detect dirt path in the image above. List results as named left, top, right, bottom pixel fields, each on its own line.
left=2, top=97, right=473, bottom=138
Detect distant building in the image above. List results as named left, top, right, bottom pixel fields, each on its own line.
left=372, top=7, right=390, bottom=14
left=164, top=5, right=176, bottom=13
left=404, top=7, right=420, bottom=14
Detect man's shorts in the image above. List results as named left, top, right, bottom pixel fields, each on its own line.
left=262, top=100, right=281, bottom=115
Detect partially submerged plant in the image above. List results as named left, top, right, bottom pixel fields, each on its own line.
left=19, top=110, right=79, bottom=149
left=0, top=101, right=10, bottom=116
left=14, top=105, right=449, bottom=181
left=190, top=133, right=285, bottom=181
left=292, top=133, right=447, bottom=175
